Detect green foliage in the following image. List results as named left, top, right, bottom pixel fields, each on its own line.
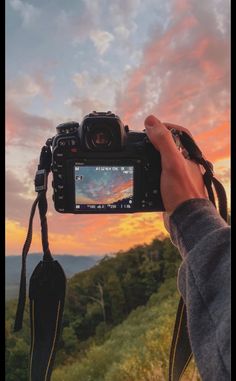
left=6, top=338, right=29, bottom=381
left=6, top=237, right=187, bottom=381
left=105, top=271, right=126, bottom=323
left=62, top=326, right=78, bottom=354
left=5, top=300, right=31, bottom=381
left=64, top=237, right=180, bottom=343
left=51, top=283, right=184, bottom=381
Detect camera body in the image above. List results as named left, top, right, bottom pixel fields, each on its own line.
left=50, top=111, right=164, bottom=213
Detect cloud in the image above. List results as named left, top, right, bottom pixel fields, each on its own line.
left=55, top=0, right=139, bottom=50
left=73, top=71, right=89, bottom=89
left=217, top=167, right=230, bottom=186
left=6, top=0, right=230, bottom=256
left=6, top=170, right=33, bottom=223
left=9, top=0, right=40, bottom=27
left=90, top=30, right=115, bottom=55
left=64, top=97, right=108, bottom=120
left=6, top=72, right=53, bottom=105
left=114, top=0, right=230, bottom=163
left=6, top=220, right=34, bottom=255
left=108, top=0, right=141, bottom=24
left=114, top=25, right=131, bottom=40
left=6, top=211, right=167, bottom=255
left=6, top=168, right=167, bottom=255
left=213, top=158, right=231, bottom=201
left=6, top=162, right=167, bottom=255
left=195, top=119, right=230, bottom=161
left=66, top=73, right=122, bottom=117
left=56, top=3, right=99, bottom=46
left=6, top=101, right=54, bottom=147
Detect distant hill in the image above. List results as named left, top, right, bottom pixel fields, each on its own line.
left=5, top=254, right=103, bottom=300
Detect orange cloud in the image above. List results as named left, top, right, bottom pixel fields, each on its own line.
left=6, top=219, right=42, bottom=255
left=6, top=213, right=167, bottom=256
left=6, top=0, right=230, bottom=258
left=195, top=121, right=230, bottom=162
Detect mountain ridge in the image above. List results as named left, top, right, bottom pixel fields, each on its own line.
left=6, top=254, right=104, bottom=300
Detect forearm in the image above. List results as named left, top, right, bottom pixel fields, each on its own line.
left=169, top=199, right=231, bottom=380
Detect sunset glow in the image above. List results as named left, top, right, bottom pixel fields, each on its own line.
left=6, top=0, right=230, bottom=256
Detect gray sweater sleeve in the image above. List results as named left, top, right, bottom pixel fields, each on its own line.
left=169, top=198, right=231, bottom=381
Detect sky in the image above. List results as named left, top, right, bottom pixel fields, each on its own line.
left=6, top=0, right=230, bottom=256
left=75, top=166, right=133, bottom=205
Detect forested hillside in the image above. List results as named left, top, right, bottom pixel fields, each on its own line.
left=6, top=238, right=200, bottom=381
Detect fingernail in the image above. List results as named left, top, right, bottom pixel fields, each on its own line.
left=144, top=115, right=156, bottom=127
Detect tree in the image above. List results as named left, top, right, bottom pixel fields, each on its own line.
left=86, top=282, right=106, bottom=323
left=106, top=272, right=126, bottom=323
left=62, top=326, right=78, bottom=354
left=6, top=337, right=29, bottom=381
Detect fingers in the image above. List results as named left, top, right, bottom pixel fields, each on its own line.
left=163, top=122, right=193, bottom=138
left=144, top=115, right=208, bottom=213
left=144, top=115, right=182, bottom=158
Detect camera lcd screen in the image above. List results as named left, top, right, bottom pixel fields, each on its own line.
left=74, top=165, right=134, bottom=211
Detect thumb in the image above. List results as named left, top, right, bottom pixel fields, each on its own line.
left=144, top=115, right=180, bottom=157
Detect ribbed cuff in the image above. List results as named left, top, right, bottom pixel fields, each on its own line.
left=169, top=198, right=228, bottom=258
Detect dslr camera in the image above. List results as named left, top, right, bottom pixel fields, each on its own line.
left=50, top=111, right=164, bottom=213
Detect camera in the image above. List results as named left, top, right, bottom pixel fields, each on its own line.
left=50, top=111, right=164, bottom=213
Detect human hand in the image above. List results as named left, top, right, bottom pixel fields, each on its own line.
left=144, top=115, right=207, bottom=228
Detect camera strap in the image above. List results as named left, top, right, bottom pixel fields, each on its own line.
left=168, top=130, right=228, bottom=381
left=14, top=144, right=66, bottom=381
left=13, top=132, right=228, bottom=381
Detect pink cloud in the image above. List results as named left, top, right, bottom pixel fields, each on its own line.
left=6, top=0, right=230, bottom=257
left=173, top=0, right=191, bottom=12
left=6, top=170, right=33, bottom=223
left=6, top=72, right=53, bottom=104
left=6, top=101, right=54, bottom=147
left=114, top=1, right=230, bottom=176
left=115, top=2, right=229, bottom=138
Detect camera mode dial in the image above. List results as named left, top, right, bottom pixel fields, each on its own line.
left=56, top=121, right=79, bottom=135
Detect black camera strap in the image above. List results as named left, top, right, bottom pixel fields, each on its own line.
left=168, top=130, right=228, bottom=381
left=13, top=130, right=228, bottom=381
left=14, top=193, right=41, bottom=332
left=14, top=144, right=66, bottom=381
